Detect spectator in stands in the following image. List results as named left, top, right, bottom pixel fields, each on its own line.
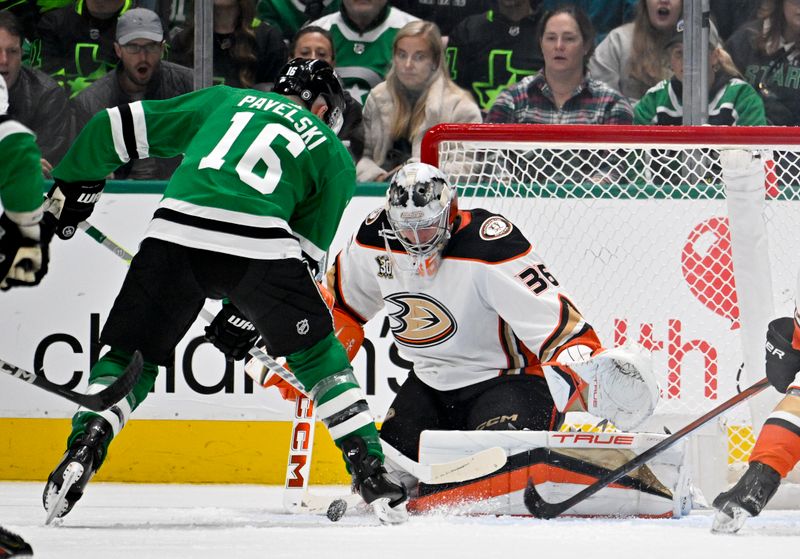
left=36, top=0, right=131, bottom=98
left=72, top=7, right=192, bottom=180
left=357, top=20, right=481, bottom=183
left=391, top=0, right=491, bottom=38
left=0, top=10, right=72, bottom=173
left=710, top=0, right=760, bottom=42
left=257, top=0, right=340, bottom=43
left=169, top=0, right=286, bottom=89
left=589, top=0, right=682, bottom=101
left=447, top=0, right=545, bottom=113
left=726, top=0, right=800, bottom=126
left=308, top=0, right=417, bottom=105
left=289, top=25, right=364, bottom=161
left=543, top=0, right=637, bottom=44
left=486, top=5, right=633, bottom=124
left=635, top=20, right=766, bottom=125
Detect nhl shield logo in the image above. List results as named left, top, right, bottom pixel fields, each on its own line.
left=296, top=319, right=309, bottom=335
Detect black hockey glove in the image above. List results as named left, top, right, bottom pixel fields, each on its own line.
left=765, top=317, right=800, bottom=393
left=44, top=178, right=105, bottom=240
left=204, top=303, right=260, bottom=361
left=0, top=211, right=53, bottom=291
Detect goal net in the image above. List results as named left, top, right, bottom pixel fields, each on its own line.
left=422, top=123, right=800, bottom=500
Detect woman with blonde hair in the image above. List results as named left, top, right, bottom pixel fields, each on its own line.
left=357, top=20, right=481, bottom=183
left=589, top=0, right=682, bottom=100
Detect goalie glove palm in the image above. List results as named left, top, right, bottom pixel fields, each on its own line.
left=204, top=303, right=259, bottom=361
left=565, top=344, right=659, bottom=431
left=765, top=317, right=800, bottom=393
left=0, top=212, right=52, bottom=290
left=45, top=179, right=105, bottom=240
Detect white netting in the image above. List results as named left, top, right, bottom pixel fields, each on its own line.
left=429, top=125, right=800, bottom=470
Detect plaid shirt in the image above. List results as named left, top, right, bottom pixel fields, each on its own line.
left=485, top=73, right=633, bottom=124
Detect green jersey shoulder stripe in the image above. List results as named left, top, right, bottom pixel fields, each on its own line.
left=52, top=86, right=356, bottom=261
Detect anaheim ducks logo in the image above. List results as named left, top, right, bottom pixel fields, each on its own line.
left=384, top=293, right=457, bottom=348
left=480, top=216, right=513, bottom=240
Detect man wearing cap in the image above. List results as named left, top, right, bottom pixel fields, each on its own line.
left=71, top=7, right=193, bottom=180
left=634, top=19, right=765, bottom=126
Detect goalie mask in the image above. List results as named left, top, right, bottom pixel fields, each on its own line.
left=272, top=58, right=345, bottom=135
left=385, top=162, right=457, bottom=277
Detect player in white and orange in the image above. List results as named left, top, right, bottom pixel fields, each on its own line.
left=324, top=162, right=658, bottom=494
left=713, top=271, right=800, bottom=533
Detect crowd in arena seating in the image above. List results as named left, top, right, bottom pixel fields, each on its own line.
left=0, top=0, right=795, bottom=181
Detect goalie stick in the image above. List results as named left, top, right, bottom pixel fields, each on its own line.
left=523, top=377, right=771, bottom=519
left=0, top=350, right=143, bottom=411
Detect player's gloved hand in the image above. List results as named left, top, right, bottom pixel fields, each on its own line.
left=43, top=178, right=105, bottom=240
left=0, top=211, right=53, bottom=290
left=765, top=317, right=800, bottom=393
left=204, top=302, right=259, bottom=361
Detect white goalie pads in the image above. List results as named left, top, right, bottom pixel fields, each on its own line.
left=409, top=430, right=693, bottom=518
left=545, top=344, right=660, bottom=431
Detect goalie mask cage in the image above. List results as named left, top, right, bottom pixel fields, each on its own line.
left=422, top=123, right=800, bottom=497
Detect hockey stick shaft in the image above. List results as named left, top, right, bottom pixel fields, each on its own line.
left=81, top=221, right=508, bottom=484
left=524, top=377, right=771, bottom=518
left=0, top=350, right=143, bottom=411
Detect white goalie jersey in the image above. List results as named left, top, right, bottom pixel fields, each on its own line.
left=329, top=206, right=603, bottom=393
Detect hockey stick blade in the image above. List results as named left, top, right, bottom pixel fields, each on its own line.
left=523, top=377, right=770, bottom=519
left=382, top=440, right=507, bottom=484
left=0, top=350, right=143, bottom=411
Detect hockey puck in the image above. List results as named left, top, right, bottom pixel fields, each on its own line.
left=326, top=498, right=348, bottom=522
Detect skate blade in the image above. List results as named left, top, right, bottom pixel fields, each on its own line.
left=44, top=462, right=84, bottom=525
left=370, top=498, right=408, bottom=525
left=711, top=506, right=751, bottom=534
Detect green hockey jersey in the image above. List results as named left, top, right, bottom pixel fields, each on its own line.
left=0, top=117, right=44, bottom=216
left=310, top=7, right=417, bottom=104
left=52, top=86, right=356, bottom=263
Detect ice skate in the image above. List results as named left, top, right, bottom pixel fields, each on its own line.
left=43, top=416, right=113, bottom=524
left=711, top=461, right=781, bottom=534
left=342, top=437, right=408, bottom=524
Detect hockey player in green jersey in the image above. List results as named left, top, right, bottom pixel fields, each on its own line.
left=42, top=59, right=408, bottom=524
left=0, top=74, right=50, bottom=290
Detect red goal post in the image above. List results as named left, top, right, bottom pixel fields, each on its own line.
left=421, top=123, right=800, bottom=496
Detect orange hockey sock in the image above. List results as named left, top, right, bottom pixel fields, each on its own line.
left=750, top=418, right=800, bottom=478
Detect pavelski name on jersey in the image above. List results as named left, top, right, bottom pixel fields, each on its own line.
left=237, top=95, right=328, bottom=150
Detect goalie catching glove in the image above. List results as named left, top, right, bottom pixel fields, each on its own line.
left=204, top=302, right=259, bottom=361
left=0, top=210, right=52, bottom=290
left=765, top=317, right=800, bottom=393
left=545, top=343, right=659, bottom=431
left=44, top=178, right=105, bottom=240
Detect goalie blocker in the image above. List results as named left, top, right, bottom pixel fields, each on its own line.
left=404, top=430, right=692, bottom=518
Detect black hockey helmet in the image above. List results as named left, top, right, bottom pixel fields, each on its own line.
left=272, top=58, right=345, bottom=135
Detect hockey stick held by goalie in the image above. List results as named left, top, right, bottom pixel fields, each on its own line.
left=523, top=377, right=771, bottom=519
left=0, top=350, right=142, bottom=411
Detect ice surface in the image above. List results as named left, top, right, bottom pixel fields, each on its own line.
left=1, top=482, right=798, bottom=559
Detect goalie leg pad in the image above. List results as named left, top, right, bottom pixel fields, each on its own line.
left=567, top=344, right=659, bottom=431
